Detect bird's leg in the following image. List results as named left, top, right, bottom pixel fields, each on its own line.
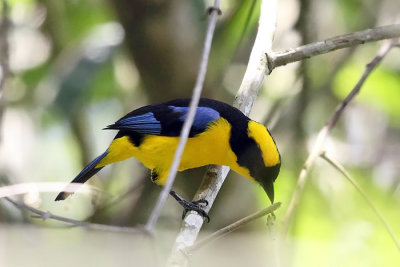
left=169, top=190, right=210, bottom=222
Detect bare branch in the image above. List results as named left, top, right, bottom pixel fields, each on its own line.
left=234, top=0, right=277, bottom=115
left=3, top=197, right=143, bottom=233
left=268, top=24, right=400, bottom=71
left=167, top=1, right=278, bottom=266
left=281, top=39, right=398, bottom=235
left=0, top=0, right=10, bottom=140
left=320, top=153, right=400, bottom=251
left=188, top=202, right=281, bottom=252
left=144, top=0, right=222, bottom=233
left=0, top=182, right=99, bottom=198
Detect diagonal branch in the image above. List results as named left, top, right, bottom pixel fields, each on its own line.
left=281, top=38, right=399, bottom=235
left=0, top=182, right=99, bottom=198
left=188, top=202, right=281, bottom=252
left=3, top=197, right=142, bottom=233
left=0, top=0, right=10, bottom=141
left=268, top=24, right=400, bottom=71
left=320, top=152, right=400, bottom=251
left=144, top=0, right=222, bottom=233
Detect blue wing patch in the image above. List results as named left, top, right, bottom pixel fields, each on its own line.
left=170, top=106, right=220, bottom=130
left=105, top=105, right=220, bottom=137
left=107, top=112, right=162, bottom=135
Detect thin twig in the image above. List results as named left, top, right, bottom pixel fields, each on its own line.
left=188, top=202, right=281, bottom=252
left=268, top=24, right=400, bottom=71
left=167, top=1, right=278, bottom=266
left=3, top=196, right=142, bottom=233
left=0, top=0, right=10, bottom=141
left=144, top=0, right=222, bottom=233
left=0, top=182, right=99, bottom=198
left=320, top=152, right=400, bottom=251
left=281, top=39, right=398, bottom=235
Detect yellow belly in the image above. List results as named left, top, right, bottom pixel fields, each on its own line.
left=97, top=118, right=252, bottom=185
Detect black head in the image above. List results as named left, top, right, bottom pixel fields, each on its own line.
left=229, top=120, right=281, bottom=204
left=253, top=163, right=281, bottom=203
left=231, top=131, right=281, bottom=203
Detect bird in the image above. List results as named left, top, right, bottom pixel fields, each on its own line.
left=55, top=98, right=281, bottom=221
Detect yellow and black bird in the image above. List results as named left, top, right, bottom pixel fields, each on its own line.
left=56, top=98, right=281, bottom=219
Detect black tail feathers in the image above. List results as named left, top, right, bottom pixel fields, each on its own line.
left=55, top=151, right=108, bottom=201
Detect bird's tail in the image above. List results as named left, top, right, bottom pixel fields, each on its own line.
left=55, top=136, right=137, bottom=201
left=55, top=151, right=108, bottom=201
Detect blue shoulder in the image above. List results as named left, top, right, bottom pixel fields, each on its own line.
left=105, top=104, right=220, bottom=137
left=169, top=106, right=220, bottom=131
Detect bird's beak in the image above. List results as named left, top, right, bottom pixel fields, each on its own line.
left=263, top=181, right=274, bottom=204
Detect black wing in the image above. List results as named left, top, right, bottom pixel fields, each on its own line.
left=105, top=100, right=221, bottom=137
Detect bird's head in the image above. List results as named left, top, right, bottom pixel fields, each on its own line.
left=252, top=162, right=281, bottom=203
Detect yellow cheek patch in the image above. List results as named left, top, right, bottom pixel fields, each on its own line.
left=247, top=121, right=280, bottom=167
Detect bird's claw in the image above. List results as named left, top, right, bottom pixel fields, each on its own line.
left=192, top=199, right=208, bottom=206
left=180, top=198, right=210, bottom=222
left=169, top=191, right=210, bottom=222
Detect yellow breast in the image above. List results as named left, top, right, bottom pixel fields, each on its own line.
left=138, top=117, right=252, bottom=184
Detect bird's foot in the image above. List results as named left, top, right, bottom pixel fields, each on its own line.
left=181, top=199, right=210, bottom=222
left=169, top=191, right=210, bottom=222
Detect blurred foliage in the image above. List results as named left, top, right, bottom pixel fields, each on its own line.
left=334, top=62, right=400, bottom=124
left=1, top=0, right=400, bottom=266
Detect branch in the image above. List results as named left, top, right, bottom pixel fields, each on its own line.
left=0, top=0, right=10, bottom=141
left=320, top=153, right=400, bottom=251
left=281, top=39, right=398, bottom=235
left=0, top=182, right=99, bottom=198
left=233, top=0, right=277, bottom=115
left=3, top=197, right=142, bottom=233
left=144, top=0, right=222, bottom=233
left=267, top=24, right=400, bottom=71
left=188, top=202, right=281, bottom=252
left=167, top=0, right=278, bottom=266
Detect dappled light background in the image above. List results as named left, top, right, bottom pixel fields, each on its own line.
left=0, top=0, right=399, bottom=266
